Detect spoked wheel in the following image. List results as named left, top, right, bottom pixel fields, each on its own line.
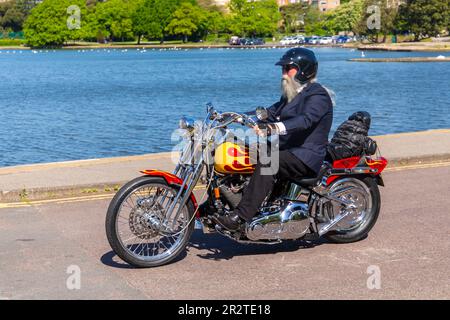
left=324, top=176, right=381, bottom=243
left=105, top=176, right=195, bottom=268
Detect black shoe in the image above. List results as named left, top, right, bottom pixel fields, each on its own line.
left=215, top=213, right=242, bottom=231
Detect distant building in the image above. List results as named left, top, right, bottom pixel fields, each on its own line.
left=213, top=0, right=230, bottom=5
left=308, top=0, right=341, bottom=12
left=214, top=0, right=341, bottom=12
left=277, top=0, right=309, bottom=6
left=387, top=0, right=406, bottom=8
left=211, top=0, right=226, bottom=6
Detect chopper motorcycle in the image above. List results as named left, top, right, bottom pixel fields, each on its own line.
left=105, top=104, right=388, bottom=268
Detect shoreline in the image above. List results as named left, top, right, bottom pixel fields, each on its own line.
left=1, top=128, right=449, bottom=171
left=1, top=41, right=449, bottom=52
left=0, top=43, right=344, bottom=50
left=344, top=42, right=450, bottom=52
left=1, top=128, right=449, bottom=203
left=349, top=57, right=450, bottom=62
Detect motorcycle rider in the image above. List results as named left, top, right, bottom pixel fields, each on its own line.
left=216, top=48, right=334, bottom=231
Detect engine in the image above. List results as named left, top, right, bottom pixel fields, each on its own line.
left=216, top=176, right=312, bottom=241
left=217, top=174, right=249, bottom=209
left=246, top=201, right=311, bottom=241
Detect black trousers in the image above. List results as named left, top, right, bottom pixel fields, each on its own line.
left=234, top=150, right=315, bottom=221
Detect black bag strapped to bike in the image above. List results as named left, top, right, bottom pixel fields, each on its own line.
left=327, top=111, right=378, bottom=161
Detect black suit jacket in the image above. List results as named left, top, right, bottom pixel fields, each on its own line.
left=265, top=82, right=333, bottom=173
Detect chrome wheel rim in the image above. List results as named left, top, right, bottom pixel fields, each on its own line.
left=115, top=183, right=189, bottom=262
left=328, top=178, right=373, bottom=232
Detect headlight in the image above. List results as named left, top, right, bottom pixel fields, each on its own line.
left=179, top=116, right=195, bottom=131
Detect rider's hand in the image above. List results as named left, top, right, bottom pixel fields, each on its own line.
left=253, top=123, right=277, bottom=137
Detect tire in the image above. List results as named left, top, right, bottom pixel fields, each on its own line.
left=325, top=176, right=381, bottom=243
left=105, top=176, right=195, bottom=268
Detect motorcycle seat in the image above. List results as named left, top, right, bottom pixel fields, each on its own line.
left=294, top=176, right=320, bottom=187
left=292, top=162, right=332, bottom=188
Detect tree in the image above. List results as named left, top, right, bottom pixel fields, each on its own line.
left=303, top=5, right=329, bottom=36
left=95, top=0, right=137, bottom=42
left=132, top=0, right=149, bottom=44
left=396, top=0, right=449, bottom=41
left=325, top=0, right=364, bottom=35
left=280, top=2, right=309, bottom=34
left=1, top=6, right=24, bottom=32
left=15, top=0, right=41, bottom=16
left=228, top=0, right=280, bottom=37
left=354, top=0, right=400, bottom=43
left=23, top=0, right=91, bottom=47
left=203, top=9, right=227, bottom=39
left=141, top=0, right=192, bottom=43
left=0, top=0, right=30, bottom=33
left=166, top=2, right=207, bottom=42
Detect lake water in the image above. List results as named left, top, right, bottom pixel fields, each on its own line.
left=0, top=47, right=449, bottom=167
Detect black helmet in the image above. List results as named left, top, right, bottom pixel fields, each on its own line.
left=275, top=48, right=318, bottom=84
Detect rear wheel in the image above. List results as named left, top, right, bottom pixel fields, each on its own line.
left=324, top=176, right=381, bottom=243
left=105, top=176, right=195, bottom=268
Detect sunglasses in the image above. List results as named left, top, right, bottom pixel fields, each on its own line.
left=282, top=64, right=298, bottom=72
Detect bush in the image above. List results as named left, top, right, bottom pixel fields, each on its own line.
left=0, top=38, right=24, bottom=46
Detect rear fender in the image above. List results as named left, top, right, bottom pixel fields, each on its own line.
left=375, top=175, right=385, bottom=187
left=326, top=156, right=388, bottom=186
left=365, top=157, right=388, bottom=175
left=140, top=169, right=198, bottom=211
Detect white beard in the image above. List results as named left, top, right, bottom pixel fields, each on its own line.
left=281, top=75, right=306, bottom=103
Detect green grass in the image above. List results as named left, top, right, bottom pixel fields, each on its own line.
left=0, top=39, right=25, bottom=46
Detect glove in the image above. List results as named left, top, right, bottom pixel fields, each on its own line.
left=255, top=123, right=278, bottom=137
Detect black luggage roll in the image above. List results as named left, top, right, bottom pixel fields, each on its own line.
left=327, top=111, right=375, bottom=161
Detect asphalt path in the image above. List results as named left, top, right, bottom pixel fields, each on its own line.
left=0, top=164, right=449, bottom=299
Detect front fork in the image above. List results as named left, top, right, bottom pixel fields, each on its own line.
left=163, top=160, right=205, bottom=229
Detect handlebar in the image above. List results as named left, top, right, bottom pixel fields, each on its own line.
left=209, top=110, right=257, bottom=129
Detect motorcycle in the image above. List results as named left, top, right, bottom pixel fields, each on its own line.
left=105, top=103, right=388, bottom=267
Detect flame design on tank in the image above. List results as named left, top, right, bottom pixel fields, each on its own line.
left=214, top=142, right=255, bottom=174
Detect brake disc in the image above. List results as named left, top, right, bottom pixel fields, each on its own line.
left=129, top=202, right=165, bottom=239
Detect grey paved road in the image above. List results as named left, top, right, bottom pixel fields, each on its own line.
left=0, top=164, right=449, bottom=300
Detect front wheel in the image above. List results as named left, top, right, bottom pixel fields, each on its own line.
left=324, top=176, right=381, bottom=243
left=105, top=176, right=195, bottom=268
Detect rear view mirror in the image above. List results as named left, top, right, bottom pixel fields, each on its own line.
left=255, top=107, right=269, bottom=121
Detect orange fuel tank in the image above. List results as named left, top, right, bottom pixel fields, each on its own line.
left=214, top=142, right=255, bottom=174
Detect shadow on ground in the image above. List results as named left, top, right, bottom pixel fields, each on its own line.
left=100, top=230, right=328, bottom=269
left=187, top=230, right=328, bottom=261
left=100, top=249, right=188, bottom=269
